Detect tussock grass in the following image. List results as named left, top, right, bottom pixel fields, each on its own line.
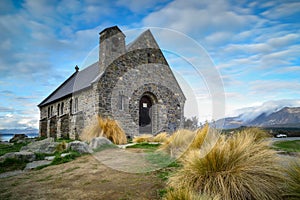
left=285, top=161, right=300, bottom=200
left=239, top=127, right=272, bottom=142
left=133, top=134, right=154, bottom=143
left=81, top=115, right=127, bottom=145
left=164, top=187, right=220, bottom=200
left=189, top=124, right=209, bottom=150
left=158, top=129, right=196, bottom=158
left=153, top=132, right=169, bottom=143
left=55, top=141, right=67, bottom=152
left=168, top=131, right=286, bottom=200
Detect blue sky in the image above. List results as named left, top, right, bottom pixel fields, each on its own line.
left=0, top=0, right=300, bottom=129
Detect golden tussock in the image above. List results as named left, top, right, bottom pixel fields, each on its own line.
left=81, top=115, right=127, bottom=145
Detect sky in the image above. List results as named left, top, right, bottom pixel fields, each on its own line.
left=0, top=0, right=300, bottom=129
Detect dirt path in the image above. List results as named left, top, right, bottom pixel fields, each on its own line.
left=0, top=155, right=165, bottom=200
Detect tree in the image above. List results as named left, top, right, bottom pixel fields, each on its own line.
left=184, top=116, right=200, bottom=130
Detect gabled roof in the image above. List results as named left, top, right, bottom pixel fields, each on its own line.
left=38, top=62, right=100, bottom=107
left=127, top=29, right=160, bottom=51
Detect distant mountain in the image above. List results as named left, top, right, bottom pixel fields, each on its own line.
left=216, top=107, right=300, bottom=129
left=0, top=128, right=38, bottom=135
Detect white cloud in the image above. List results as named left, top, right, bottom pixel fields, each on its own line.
left=116, top=0, right=169, bottom=13
left=142, top=0, right=258, bottom=38
left=234, top=99, right=300, bottom=122
left=261, top=1, right=300, bottom=19
left=250, top=80, right=300, bottom=94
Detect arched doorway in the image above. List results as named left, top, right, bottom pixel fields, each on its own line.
left=139, top=95, right=153, bottom=134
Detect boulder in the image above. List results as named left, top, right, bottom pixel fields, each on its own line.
left=25, top=160, right=52, bottom=170
left=0, top=151, right=36, bottom=162
left=21, top=138, right=59, bottom=154
left=9, top=134, right=28, bottom=143
left=67, top=141, right=93, bottom=154
left=44, top=156, right=55, bottom=161
left=61, top=153, right=71, bottom=157
left=89, top=137, right=112, bottom=150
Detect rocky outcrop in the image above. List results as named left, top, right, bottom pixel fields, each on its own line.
left=21, top=138, right=58, bottom=154
left=89, top=137, right=112, bottom=150
left=0, top=151, right=36, bottom=162
left=67, top=141, right=93, bottom=154
left=9, top=134, right=32, bottom=143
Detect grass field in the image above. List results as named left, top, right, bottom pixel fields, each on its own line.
left=273, top=140, right=300, bottom=152
left=0, top=143, right=27, bottom=156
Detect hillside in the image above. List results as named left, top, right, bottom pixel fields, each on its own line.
left=216, top=107, right=300, bottom=129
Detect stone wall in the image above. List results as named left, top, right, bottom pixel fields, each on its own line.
left=60, top=114, right=69, bottom=139
left=49, top=117, right=57, bottom=139
left=39, top=85, right=97, bottom=139
left=39, top=119, right=47, bottom=137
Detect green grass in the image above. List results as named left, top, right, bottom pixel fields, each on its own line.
left=35, top=151, right=82, bottom=170
left=273, top=140, right=300, bottom=152
left=93, top=143, right=118, bottom=152
left=55, top=138, right=75, bottom=143
left=126, top=142, right=161, bottom=152
left=0, top=143, right=28, bottom=156
left=0, top=158, right=27, bottom=173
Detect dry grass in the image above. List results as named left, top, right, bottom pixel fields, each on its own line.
left=164, top=188, right=220, bottom=200
left=55, top=141, right=67, bottom=152
left=168, top=131, right=287, bottom=200
left=158, top=129, right=196, bottom=158
left=81, top=115, right=127, bottom=145
left=132, top=134, right=154, bottom=143
left=189, top=124, right=209, bottom=150
left=239, top=127, right=272, bottom=142
left=153, top=132, right=169, bottom=143
left=285, top=161, right=300, bottom=200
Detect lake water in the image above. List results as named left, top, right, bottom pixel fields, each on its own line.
left=0, top=133, right=39, bottom=142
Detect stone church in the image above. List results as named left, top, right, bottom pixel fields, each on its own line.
left=38, top=26, right=186, bottom=139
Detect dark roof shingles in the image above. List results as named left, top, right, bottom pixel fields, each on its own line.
left=39, top=62, right=99, bottom=106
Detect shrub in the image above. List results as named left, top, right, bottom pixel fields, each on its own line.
left=153, top=132, right=169, bottom=143
left=168, top=131, right=286, bottom=200
left=285, top=161, right=300, bottom=200
left=133, top=134, right=154, bottom=143
left=81, top=115, right=127, bottom=145
left=55, top=141, right=67, bottom=152
left=158, top=129, right=195, bottom=158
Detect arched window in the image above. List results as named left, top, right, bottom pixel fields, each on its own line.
left=147, top=53, right=151, bottom=63
left=119, top=92, right=125, bottom=110
left=75, top=98, right=78, bottom=112
left=61, top=102, right=64, bottom=115
left=48, top=107, right=50, bottom=118
left=57, top=103, right=60, bottom=116
left=70, top=99, right=73, bottom=114
left=50, top=106, right=53, bottom=117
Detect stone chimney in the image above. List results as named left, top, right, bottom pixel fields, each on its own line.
left=99, top=26, right=126, bottom=72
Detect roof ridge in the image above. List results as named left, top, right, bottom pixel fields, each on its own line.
left=38, top=70, right=78, bottom=107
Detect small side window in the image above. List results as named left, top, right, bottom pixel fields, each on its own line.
left=75, top=98, right=78, bottom=112
left=61, top=102, right=64, bottom=115
left=70, top=99, right=73, bottom=114
left=57, top=103, right=60, bottom=116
